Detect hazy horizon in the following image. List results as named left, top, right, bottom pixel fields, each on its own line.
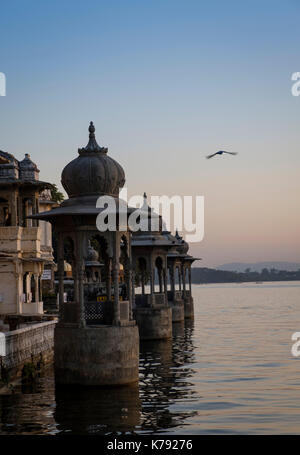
left=1, top=0, right=299, bottom=267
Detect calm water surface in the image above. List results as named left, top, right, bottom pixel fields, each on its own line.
left=0, top=281, right=300, bottom=435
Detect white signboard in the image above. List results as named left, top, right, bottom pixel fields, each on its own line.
left=0, top=333, right=6, bottom=356
left=42, top=269, right=52, bottom=280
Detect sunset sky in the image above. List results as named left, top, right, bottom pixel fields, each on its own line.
left=0, top=0, right=299, bottom=267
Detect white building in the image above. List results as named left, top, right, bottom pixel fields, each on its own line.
left=0, top=150, right=54, bottom=315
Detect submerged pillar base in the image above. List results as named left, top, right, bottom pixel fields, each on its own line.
left=54, top=323, right=139, bottom=386
left=184, top=296, right=194, bottom=319
left=134, top=306, right=172, bottom=340
left=170, top=300, right=185, bottom=322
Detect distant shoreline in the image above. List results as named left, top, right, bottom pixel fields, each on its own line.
left=191, top=267, right=300, bottom=285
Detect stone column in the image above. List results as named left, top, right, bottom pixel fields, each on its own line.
left=34, top=274, right=39, bottom=303
left=131, top=266, right=136, bottom=313
left=149, top=260, right=155, bottom=307
left=128, top=265, right=133, bottom=320
left=14, top=260, right=22, bottom=314
left=57, top=232, right=65, bottom=322
left=188, top=267, right=192, bottom=292
left=163, top=267, right=167, bottom=305
left=182, top=264, right=186, bottom=297
left=10, top=191, right=18, bottom=226
left=106, top=258, right=112, bottom=301
left=158, top=267, right=163, bottom=293
left=73, top=262, right=79, bottom=303
left=113, top=260, right=120, bottom=325
left=125, top=257, right=132, bottom=319
left=178, top=266, right=182, bottom=292
left=78, top=233, right=86, bottom=328
left=170, top=265, right=175, bottom=299
left=32, top=195, right=39, bottom=227
left=39, top=275, right=42, bottom=302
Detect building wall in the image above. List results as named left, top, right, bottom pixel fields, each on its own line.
left=0, top=226, right=44, bottom=314
left=0, top=263, right=17, bottom=313
left=0, top=320, right=57, bottom=383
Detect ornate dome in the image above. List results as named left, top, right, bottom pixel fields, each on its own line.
left=19, top=154, right=39, bottom=181
left=61, top=122, right=125, bottom=198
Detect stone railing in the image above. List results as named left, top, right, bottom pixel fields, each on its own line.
left=62, top=300, right=130, bottom=325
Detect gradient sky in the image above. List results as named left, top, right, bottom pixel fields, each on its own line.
left=0, top=0, right=299, bottom=267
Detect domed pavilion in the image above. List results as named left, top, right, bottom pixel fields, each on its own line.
left=32, top=122, right=139, bottom=386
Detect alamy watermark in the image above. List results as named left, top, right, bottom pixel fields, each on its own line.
left=0, top=72, right=6, bottom=96
left=291, top=332, right=300, bottom=357
left=96, top=189, right=204, bottom=243
left=291, top=72, right=300, bottom=97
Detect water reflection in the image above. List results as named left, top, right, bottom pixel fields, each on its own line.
left=0, top=319, right=197, bottom=435
left=139, top=319, right=198, bottom=434
left=55, top=384, right=140, bottom=435
left=0, top=370, right=56, bottom=435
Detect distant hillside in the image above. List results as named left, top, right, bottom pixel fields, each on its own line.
left=216, top=262, right=300, bottom=273
left=191, top=267, right=300, bottom=284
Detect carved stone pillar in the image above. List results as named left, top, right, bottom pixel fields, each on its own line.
left=57, top=232, right=65, bottom=322
left=106, top=258, right=112, bottom=301
left=170, top=264, right=175, bottom=298
left=113, top=261, right=120, bottom=325
left=158, top=268, right=163, bottom=293
left=78, top=234, right=86, bottom=328
left=131, top=265, right=136, bottom=313
left=39, top=275, right=42, bottom=302
left=163, top=267, right=167, bottom=305
left=149, top=262, right=155, bottom=307
left=182, top=264, right=186, bottom=297
left=35, top=274, right=39, bottom=303
left=177, top=266, right=181, bottom=292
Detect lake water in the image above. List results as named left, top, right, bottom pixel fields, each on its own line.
left=0, top=281, right=300, bottom=435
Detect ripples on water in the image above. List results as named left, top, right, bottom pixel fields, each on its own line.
left=0, top=281, right=300, bottom=435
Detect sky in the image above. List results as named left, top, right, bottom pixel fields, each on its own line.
left=0, top=0, right=300, bottom=267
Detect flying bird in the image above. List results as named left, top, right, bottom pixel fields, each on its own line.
left=206, top=150, right=238, bottom=159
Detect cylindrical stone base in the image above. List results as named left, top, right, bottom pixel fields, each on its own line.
left=134, top=306, right=172, bottom=340
left=184, top=296, right=194, bottom=319
left=54, top=324, right=139, bottom=386
left=171, top=300, right=185, bottom=322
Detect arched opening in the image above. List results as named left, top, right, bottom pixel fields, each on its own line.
left=84, top=234, right=108, bottom=302
left=176, top=266, right=182, bottom=291
left=136, top=257, right=147, bottom=295
left=155, top=256, right=163, bottom=293
left=0, top=197, right=11, bottom=226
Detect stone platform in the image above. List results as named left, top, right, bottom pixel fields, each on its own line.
left=54, top=323, right=139, bottom=386
left=134, top=305, right=172, bottom=340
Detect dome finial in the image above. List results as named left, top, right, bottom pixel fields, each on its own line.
left=78, top=121, right=108, bottom=155
left=89, top=121, right=95, bottom=137
left=143, top=192, right=147, bottom=200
